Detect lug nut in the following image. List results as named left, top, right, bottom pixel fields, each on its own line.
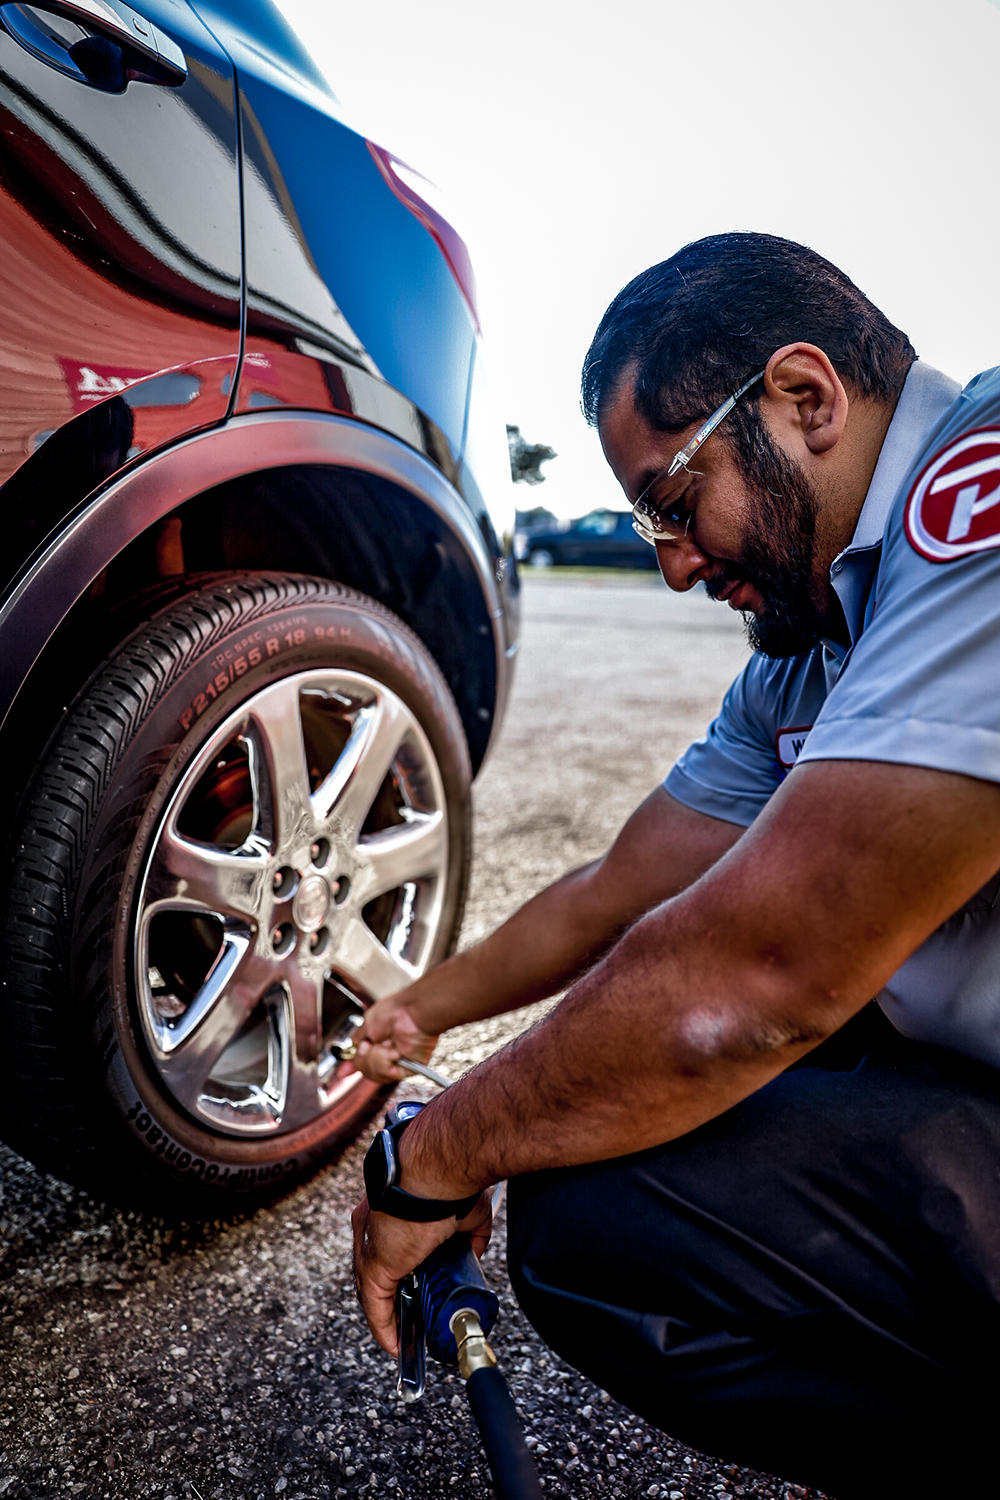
left=271, top=923, right=295, bottom=955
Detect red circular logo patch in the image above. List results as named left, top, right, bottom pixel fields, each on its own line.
left=905, top=428, right=1000, bottom=562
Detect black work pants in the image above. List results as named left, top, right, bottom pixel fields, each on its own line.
left=506, top=1009, right=1000, bottom=1499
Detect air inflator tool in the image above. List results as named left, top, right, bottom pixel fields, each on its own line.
left=360, top=1081, right=543, bottom=1500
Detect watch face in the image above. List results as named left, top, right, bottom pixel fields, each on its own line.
left=363, top=1128, right=395, bottom=1205
left=393, top=1100, right=425, bottom=1124
left=385, top=1099, right=425, bottom=1131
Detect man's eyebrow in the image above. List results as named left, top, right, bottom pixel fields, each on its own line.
left=635, top=460, right=693, bottom=505
left=632, top=465, right=665, bottom=503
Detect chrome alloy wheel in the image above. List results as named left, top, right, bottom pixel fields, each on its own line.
left=134, top=669, right=449, bottom=1137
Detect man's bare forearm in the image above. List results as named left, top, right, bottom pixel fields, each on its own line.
left=354, top=762, right=1000, bottom=1361
left=399, top=790, right=744, bottom=1037
left=399, top=860, right=621, bottom=1034
left=393, top=760, right=1000, bottom=1198
left=394, top=896, right=816, bottom=1197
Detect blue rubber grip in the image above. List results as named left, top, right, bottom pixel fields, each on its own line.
left=418, top=1234, right=500, bottom=1365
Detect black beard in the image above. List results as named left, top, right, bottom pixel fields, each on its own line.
left=707, top=423, right=826, bottom=657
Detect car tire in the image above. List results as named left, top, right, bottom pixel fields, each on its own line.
left=0, top=573, right=471, bottom=1208
left=527, top=548, right=556, bottom=568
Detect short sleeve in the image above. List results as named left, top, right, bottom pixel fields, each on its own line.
left=800, top=533, right=1000, bottom=780
left=800, top=379, right=1000, bottom=782
left=665, top=649, right=829, bottom=827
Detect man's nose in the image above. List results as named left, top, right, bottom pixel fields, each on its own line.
left=654, top=534, right=711, bottom=592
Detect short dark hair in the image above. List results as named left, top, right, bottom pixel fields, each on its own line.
left=581, top=232, right=916, bottom=433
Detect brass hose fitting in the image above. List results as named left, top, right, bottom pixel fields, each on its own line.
left=449, top=1308, right=498, bottom=1380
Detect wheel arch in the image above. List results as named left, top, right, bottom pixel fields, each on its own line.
left=0, top=411, right=511, bottom=842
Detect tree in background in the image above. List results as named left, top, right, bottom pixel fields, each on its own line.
left=507, top=424, right=557, bottom=486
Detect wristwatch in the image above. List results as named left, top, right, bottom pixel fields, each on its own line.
left=363, top=1103, right=481, bottom=1222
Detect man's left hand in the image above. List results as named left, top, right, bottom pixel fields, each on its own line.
left=352, top=1192, right=494, bottom=1356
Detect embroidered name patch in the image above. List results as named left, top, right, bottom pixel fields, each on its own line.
left=776, top=726, right=812, bottom=769
left=905, top=428, right=1000, bottom=562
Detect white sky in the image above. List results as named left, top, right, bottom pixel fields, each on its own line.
left=277, top=0, right=1000, bottom=518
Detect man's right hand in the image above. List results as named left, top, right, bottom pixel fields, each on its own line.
left=352, top=991, right=439, bottom=1083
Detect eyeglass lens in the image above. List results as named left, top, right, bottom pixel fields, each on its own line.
left=633, top=472, right=692, bottom=541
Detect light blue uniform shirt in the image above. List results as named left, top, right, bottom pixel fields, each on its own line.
left=665, top=361, right=1000, bottom=1067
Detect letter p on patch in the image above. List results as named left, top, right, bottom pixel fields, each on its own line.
left=906, top=430, right=1000, bottom=561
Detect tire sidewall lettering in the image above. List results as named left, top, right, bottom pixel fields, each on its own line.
left=122, top=1098, right=300, bottom=1188
left=177, top=612, right=421, bottom=733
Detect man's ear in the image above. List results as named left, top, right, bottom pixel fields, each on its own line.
left=762, top=343, right=848, bottom=455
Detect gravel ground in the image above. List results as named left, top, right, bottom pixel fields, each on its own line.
left=0, top=574, right=828, bottom=1500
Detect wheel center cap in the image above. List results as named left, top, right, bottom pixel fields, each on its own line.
left=293, top=874, right=331, bottom=932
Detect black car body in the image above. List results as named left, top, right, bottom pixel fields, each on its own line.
left=0, top=0, right=517, bottom=1205
left=520, top=509, right=657, bottom=569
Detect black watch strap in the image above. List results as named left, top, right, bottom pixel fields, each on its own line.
left=363, top=1111, right=481, bottom=1223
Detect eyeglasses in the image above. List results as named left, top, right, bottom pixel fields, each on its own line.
left=631, top=368, right=766, bottom=546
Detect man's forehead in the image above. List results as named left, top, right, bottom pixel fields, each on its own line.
left=598, top=380, right=694, bottom=500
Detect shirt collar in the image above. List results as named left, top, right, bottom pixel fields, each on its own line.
left=826, top=361, right=961, bottom=653
left=844, top=360, right=962, bottom=555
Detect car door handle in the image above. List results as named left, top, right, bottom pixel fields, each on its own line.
left=0, top=0, right=187, bottom=87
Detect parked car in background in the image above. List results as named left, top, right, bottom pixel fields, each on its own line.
left=0, top=0, right=517, bottom=1208
left=520, top=509, right=658, bottom=570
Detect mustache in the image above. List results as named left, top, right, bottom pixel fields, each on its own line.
left=703, top=562, right=749, bottom=602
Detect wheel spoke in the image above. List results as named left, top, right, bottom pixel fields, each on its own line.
left=145, top=824, right=266, bottom=921
left=153, top=938, right=269, bottom=1110
left=242, top=678, right=313, bottom=849
left=355, top=811, right=446, bottom=902
left=278, top=968, right=327, bottom=1128
left=335, top=912, right=418, bottom=998
left=313, top=692, right=410, bottom=837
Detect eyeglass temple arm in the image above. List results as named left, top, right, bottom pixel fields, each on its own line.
left=667, top=368, right=766, bottom=476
